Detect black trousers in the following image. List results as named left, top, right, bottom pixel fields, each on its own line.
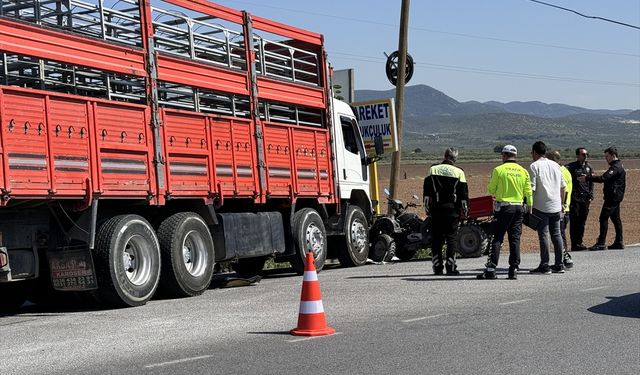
left=431, top=207, right=460, bottom=270
left=569, top=200, right=590, bottom=249
left=487, top=205, right=523, bottom=269
left=597, top=201, right=623, bottom=244
left=560, top=213, right=569, bottom=251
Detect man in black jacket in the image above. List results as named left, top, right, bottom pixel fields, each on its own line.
left=423, top=147, right=469, bottom=275
left=578, top=146, right=626, bottom=250
left=565, top=147, right=593, bottom=251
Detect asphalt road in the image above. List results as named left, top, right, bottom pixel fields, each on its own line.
left=1, top=247, right=639, bottom=375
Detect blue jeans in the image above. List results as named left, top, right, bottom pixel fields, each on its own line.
left=534, top=208, right=564, bottom=266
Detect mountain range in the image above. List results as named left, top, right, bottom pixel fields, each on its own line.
left=354, top=85, right=640, bottom=154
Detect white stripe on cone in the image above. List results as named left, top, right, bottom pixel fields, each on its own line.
left=299, top=300, right=325, bottom=314
left=303, top=271, right=318, bottom=281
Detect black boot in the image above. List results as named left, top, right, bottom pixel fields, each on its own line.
left=445, top=264, right=460, bottom=276
left=477, top=270, right=497, bottom=279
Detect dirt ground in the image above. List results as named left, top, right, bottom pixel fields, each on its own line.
left=376, top=158, right=639, bottom=253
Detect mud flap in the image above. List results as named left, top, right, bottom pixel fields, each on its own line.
left=47, top=245, right=98, bottom=291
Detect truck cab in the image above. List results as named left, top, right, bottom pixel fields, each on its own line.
left=332, top=99, right=371, bottom=202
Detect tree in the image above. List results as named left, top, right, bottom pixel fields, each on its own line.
left=493, top=144, right=505, bottom=153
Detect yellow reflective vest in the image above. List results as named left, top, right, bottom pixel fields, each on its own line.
left=560, top=165, right=572, bottom=212
left=487, top=160, right=533, bottom=205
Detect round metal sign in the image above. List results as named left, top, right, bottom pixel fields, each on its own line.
left=385, top=51, right=414, bottom=86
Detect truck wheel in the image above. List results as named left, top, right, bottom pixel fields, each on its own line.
left=232, top=257, right=267, bottom=278
left=457, top=223, right=488, bottom=258
left=157, top=213, right=215, bottom=297
left=0, top=283, right=27, bottom=312
left=290, top=208, right=327, bottom=275
left=369, top=234, right=396, bottom=262
left=93, top=215, right=161, bottom=307
left=336, top=206, right=369, bottom=267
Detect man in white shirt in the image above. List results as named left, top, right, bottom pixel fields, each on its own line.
left=528, top=141, right=566, bottom=274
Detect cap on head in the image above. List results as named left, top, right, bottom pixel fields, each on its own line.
left=501, top=145, right=517, bottom=155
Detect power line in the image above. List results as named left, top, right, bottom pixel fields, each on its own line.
left=219, top=1, right=639, bottom=90
left=220, top=0, right=639, bottom=58
left=529, top=0, right=640, bottom=30
left=328, top=51, right=640, bottom=88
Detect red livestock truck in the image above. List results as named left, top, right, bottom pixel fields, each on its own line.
left=0, top=0, right=374, bottom=309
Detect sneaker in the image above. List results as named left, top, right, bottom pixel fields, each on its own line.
left=508, top=266, right=518, bottom=280
left=563, top=252, right=574, bottom=269
left=550, top=264, right=565, bottom=273
left=433, top=267, right=444, bottom=276
left=573, top=243, right=588, bottom=251
left=607, top=243, right=625, bottom=250
left=589, top=243, right=606, bottom=251
left=530, top=264, right=551, bottom=274
left=476, top=271, right=497, bottom=280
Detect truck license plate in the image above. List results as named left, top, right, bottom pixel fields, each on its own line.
left=48, top=247, right=98, bottom=291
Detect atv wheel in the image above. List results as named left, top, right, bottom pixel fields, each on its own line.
left=369, top=234, right=396, bottom=262
left=457, top=223, right=488, bottom=258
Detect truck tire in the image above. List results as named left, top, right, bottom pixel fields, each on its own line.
left=369, top=234, right=396, bottom=262
left=336, top=206, right=369, bottom=267
left=0, top=283, right=27, bottom=312
left=457, top=223, right=488, bottom=258
left=93, top=215, right=161, bottom=307
left=232, top=257, right=267, bottom=278
left=290, top=208, right=327, bottom=275
left=157, top=213, right=215, bottom=297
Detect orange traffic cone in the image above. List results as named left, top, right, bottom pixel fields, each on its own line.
left=290, top=251, right=335, bottom=336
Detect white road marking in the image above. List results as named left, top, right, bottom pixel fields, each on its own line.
left=581, top=286, right=608, bottom=292
left=627, top=243, right=640, bottom=247
left=287, top=331, right=343, bottom=343
left=144, top=355, right=213, bottom=369
left=401, top=314, right=446, bottom=323
left=499, top=299, right=532, bottom=306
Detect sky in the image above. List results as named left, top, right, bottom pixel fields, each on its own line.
left=213, top=0, right=640, bottom=110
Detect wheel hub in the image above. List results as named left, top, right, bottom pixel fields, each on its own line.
left=181, top=230, right=207, bottom=277
left=122, top=235, right=153, bottom=286
left=350, top=219, right=367, bottom=254
left=305, top=223, right=324, bottom=256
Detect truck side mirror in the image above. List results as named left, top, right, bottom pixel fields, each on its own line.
left=374, top=135, right=384, bottom=156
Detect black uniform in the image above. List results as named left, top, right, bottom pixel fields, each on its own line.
left=565, top=160, right=593, bottom=250
left=423, top=160, right=469, bottom=274
left=589, top=159, right=626, bottom=246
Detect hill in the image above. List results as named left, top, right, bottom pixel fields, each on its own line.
left=484, top=101, right=631, bottom=118
left=355, top=85, right=505, bottom=117
left=353, top=85, right=640, bottom=154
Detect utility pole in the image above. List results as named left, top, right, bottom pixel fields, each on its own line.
left=389, top=0, right=410, bottom=211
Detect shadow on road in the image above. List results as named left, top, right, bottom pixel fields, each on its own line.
left=346, top=270, right=486, bottom=280
left=588, top=293, right=640, bottom=319
left=247, top=331, right=292, bottom=336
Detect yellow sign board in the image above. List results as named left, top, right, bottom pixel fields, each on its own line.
left=352, top=98, right=398, bottom=156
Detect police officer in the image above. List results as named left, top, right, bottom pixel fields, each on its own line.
left=579, top=146, right=626, bottom=250
left=549, top=151, right=574, bottom=269
left=565, top=147, right=593, bottom=251
left=477, top=145, right=532, bottom=280
left=423, top=147, right=469, bottom=276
